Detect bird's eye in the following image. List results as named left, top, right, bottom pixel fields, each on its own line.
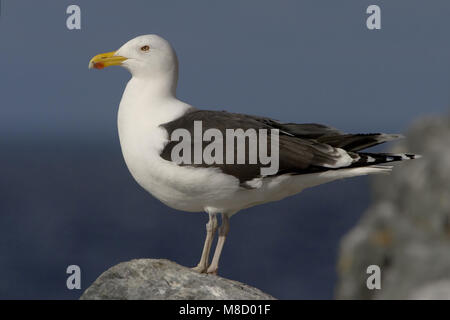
left=140, top=45, right=150, bottom=52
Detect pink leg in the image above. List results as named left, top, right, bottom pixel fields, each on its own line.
left=207, top=213, right=230, bottom=274
left=192, top=212, right=218, bottom=273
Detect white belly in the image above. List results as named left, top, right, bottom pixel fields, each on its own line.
left=118, top=125, right=240, bottom=212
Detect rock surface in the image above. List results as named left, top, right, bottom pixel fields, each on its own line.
left=335, top=114, right=450, bottom=299
left=80, top=259, right=275, bottom=300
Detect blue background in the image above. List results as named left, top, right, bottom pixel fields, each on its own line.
left=0, top=0, right=449, bottom=299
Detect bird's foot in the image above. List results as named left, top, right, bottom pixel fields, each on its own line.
left=206, top=265, right=218, bottom=275
left=191, top=264, right=207, bottom=273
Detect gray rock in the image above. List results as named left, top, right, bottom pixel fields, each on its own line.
left=409, top=280, right=450, bottom=300
left=335, top=114, right=450, bottom=299
left=80, top=259, right=275, bottom=300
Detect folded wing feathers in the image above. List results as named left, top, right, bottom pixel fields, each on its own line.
left=160, top=110, right=418, bottom=181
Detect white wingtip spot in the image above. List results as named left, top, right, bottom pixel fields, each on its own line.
left=324, top=148, right=354, bottom=169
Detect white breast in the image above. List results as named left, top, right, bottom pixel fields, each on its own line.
left=117, top=78, right=243, bottom=212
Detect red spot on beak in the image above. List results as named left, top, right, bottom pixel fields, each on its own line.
left=93, top=62, right=105, bottom=69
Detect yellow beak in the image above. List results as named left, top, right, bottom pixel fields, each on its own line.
left=88, top=51, right=127, bottom=69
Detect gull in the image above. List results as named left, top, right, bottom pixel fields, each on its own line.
left=89, top=34, right=418, bottom=274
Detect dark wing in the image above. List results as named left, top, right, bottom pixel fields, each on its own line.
left=266, top=122, right=403, bottom=152
left=159, top=109, right=403, bottom=186
left=233, top=115, right=402, bottom=152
